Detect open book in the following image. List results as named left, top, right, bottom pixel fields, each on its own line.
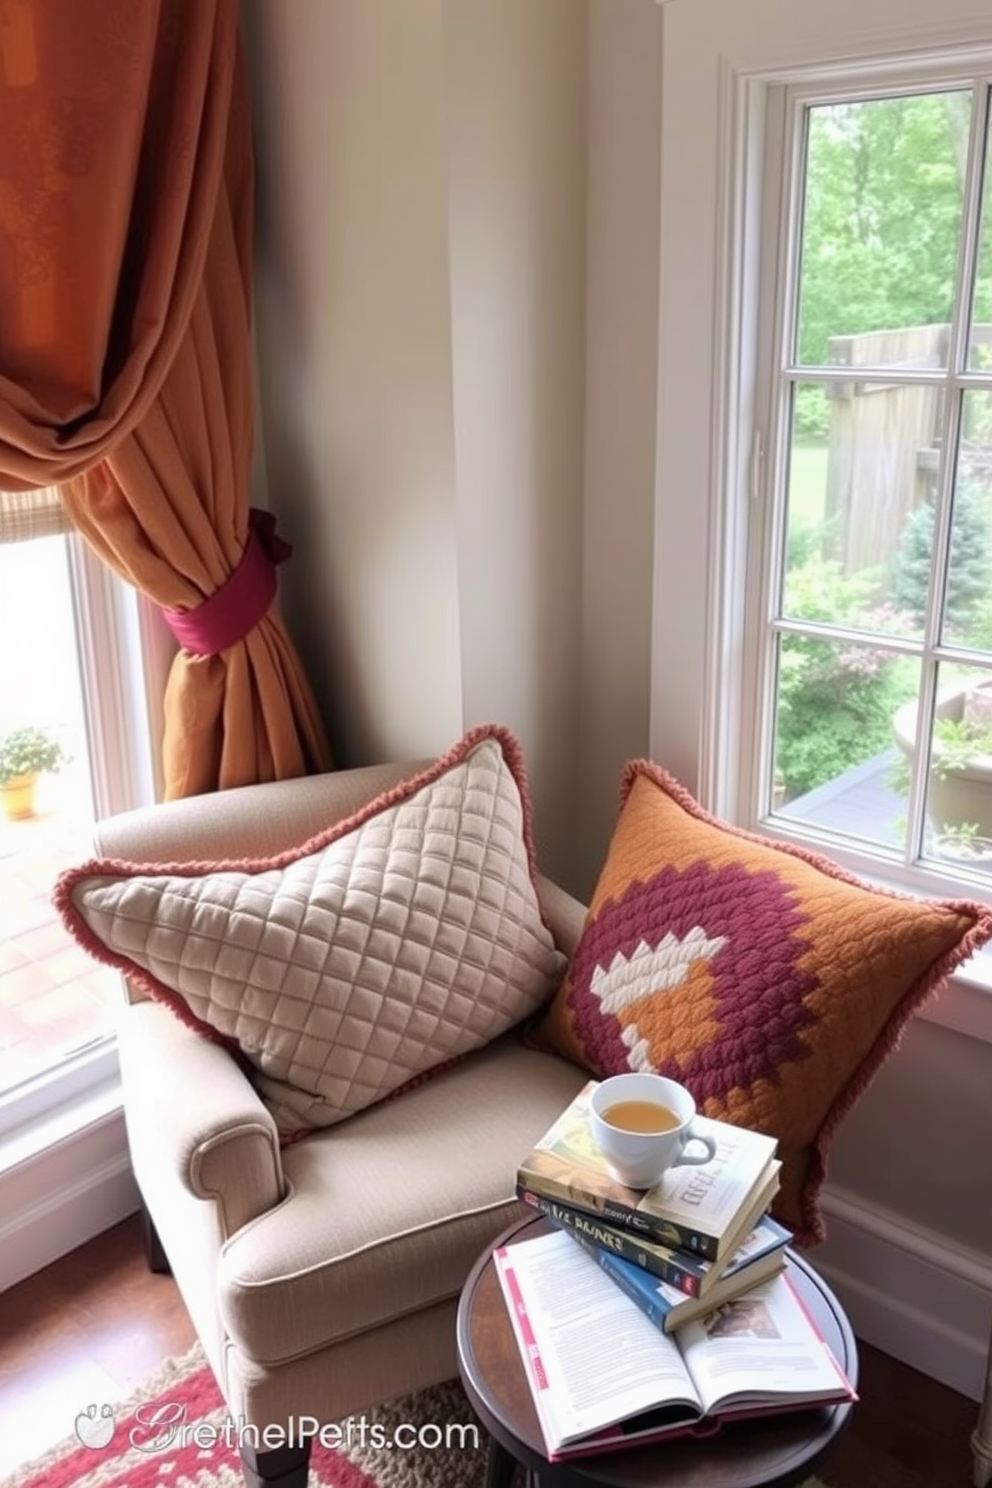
left=494, top=1227, right=856, bottom=1461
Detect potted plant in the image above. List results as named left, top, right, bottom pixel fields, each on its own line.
left=892, top=677, right=992, bottom=839
left=0, top=726, right=69, bottom=820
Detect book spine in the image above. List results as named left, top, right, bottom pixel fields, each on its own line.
left=516, top=1176, right=720, bottom=1263
left=560, top=1225, right=673, bottom=1332
left=518, top=1188, right=706, bottom=1296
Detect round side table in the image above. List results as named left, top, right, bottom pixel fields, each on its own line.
left=456, top=1214, right=858, bottom=1488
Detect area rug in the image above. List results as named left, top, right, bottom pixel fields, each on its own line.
left=6, top=1343, right=832, bottom=1488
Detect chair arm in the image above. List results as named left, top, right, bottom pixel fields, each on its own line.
left=536, top=874, right=588, bottom=959
left=118, top=1000, right=285, bottom=1240
left=93, top=762, right=430, bottom=866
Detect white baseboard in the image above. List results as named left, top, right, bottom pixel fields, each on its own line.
left=0, top=1105, right=140, bottom=1294
left=815, top=1183, right=992, bottom=1402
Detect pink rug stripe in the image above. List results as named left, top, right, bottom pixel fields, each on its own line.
left=8, top=1350, right=382, bottom=1488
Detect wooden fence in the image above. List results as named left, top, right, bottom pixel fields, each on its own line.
left=823, top=324, right=946, bottom=576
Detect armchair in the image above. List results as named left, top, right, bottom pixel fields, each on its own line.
left=94, top=760, right=589, bottom=1488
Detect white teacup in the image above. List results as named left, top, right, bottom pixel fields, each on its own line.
left=589, top=1072, right=717, bottom=1189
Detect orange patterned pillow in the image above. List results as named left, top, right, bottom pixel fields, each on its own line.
left=536, top=760, right=992, bottom=1245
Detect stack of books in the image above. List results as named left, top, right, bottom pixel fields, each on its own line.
left=499, top=1080, right=856, bottom=1461
left=515, top=1080, right=791, bottom=1334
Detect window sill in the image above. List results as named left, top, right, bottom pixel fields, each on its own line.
left=0, top=1043, right=136, bottom=1292
left=920, top=958, right=992, bottom=1045
left=0, top=1041, right=122, bottom=1174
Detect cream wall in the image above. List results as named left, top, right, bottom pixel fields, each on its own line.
left=827, top=1014, right=992, bottom=1236
left=242, top=0, right=590, bottom=887
left=243, top=0, right=463, bottom=770
left=443, top=1, right=587, bottom=884
left=578, top=0, right=660, bottom=890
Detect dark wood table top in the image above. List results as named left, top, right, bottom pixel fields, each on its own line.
left=456, top=1214, right=858, bottom=1488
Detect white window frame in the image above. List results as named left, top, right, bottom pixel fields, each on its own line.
left=750, top=70, right=992, bottom=880
left=651, top=0, right=992, bottom=1042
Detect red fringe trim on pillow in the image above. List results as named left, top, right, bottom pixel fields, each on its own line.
left=52, top=722, right=552, bottom=1140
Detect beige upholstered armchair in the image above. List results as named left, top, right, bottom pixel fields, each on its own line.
left=92, top=761, right=589, bottom=1488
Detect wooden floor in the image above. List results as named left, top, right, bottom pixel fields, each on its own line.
left=0, top=1214, right=196, bottom=1481
left=0, top=1212, right=982, bottom=1486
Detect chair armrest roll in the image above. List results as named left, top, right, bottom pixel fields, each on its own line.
left=93, top=763, right=428, bottom=866
left=118, top=1000, right=284, bottom=1239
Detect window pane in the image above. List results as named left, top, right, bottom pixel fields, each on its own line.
left=772, top=635, right=918, bottom=852
left=942, top=390, right=992, bottom=650
left=796, top=92, right=970, bottom=371
left=968, top=101, right=992, bottom=371
left=0, top=536, right=118, bottom=1094
left=783, top=382, right=945, bottom=642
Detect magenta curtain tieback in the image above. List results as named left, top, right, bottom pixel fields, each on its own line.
left=161, top=509, right=292, bottom=656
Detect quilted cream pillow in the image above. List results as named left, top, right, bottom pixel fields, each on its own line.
left=56, top=726, right=566, bottom=1138
left=535, top=759, right=992, bottom=1244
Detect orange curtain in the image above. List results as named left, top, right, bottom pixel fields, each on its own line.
left=0, top=0, right=331, bottom=796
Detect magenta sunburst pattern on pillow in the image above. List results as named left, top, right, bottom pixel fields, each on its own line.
left=536, top=760, right=992, bottom=1243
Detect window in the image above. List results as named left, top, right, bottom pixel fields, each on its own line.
left=0, top=492, right=160, bottom=1132
left=652, top=0, right=992, bottom=1027
left=748, top=76, right=992, bottom=892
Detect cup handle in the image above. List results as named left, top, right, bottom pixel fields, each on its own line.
left=672, top=1127, right=717, bottom=1167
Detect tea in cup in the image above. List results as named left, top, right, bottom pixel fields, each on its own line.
left=589, top=1072, right=716, bottom=1188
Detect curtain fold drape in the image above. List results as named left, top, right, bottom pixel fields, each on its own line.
left=0, top=0, right=332, bottom=797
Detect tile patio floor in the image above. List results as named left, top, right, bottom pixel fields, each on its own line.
left=0, top=764, right=120, bottom=1096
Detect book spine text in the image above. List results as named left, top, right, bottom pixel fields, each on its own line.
left=518, top=1188, right=706, bottom=1296
left=516, top=1177, right=720, bottom=1262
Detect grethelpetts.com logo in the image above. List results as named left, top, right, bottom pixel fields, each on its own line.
left=74, top=1400, right=481, bottom=1454
left=74, top=1405, right=116, bottom=1450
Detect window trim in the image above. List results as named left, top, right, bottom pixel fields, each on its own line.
left=0, top=1042, right=122, bottom=1161
left=651, top=0, right=992, bottom=1043
left=69, top=533, right=159, bottom=818
left=748, top=73, right=992, bottom=882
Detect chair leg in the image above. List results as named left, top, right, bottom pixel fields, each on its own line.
left=140, top=1201, right=171, bottom=1276
left=240, top=1440, right=311, bottom=1488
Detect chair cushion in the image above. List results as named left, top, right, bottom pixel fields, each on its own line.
left=534, top=759, right=992, bottom=1245
left=216, top=1037, right=589, bottom=1362
left=56, top=725, right=566, bottom=1138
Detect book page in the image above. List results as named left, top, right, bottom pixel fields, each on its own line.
left=496, top=1229, right=702, bottom=1449
left=677, top=1268, right=856, bottom=1418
